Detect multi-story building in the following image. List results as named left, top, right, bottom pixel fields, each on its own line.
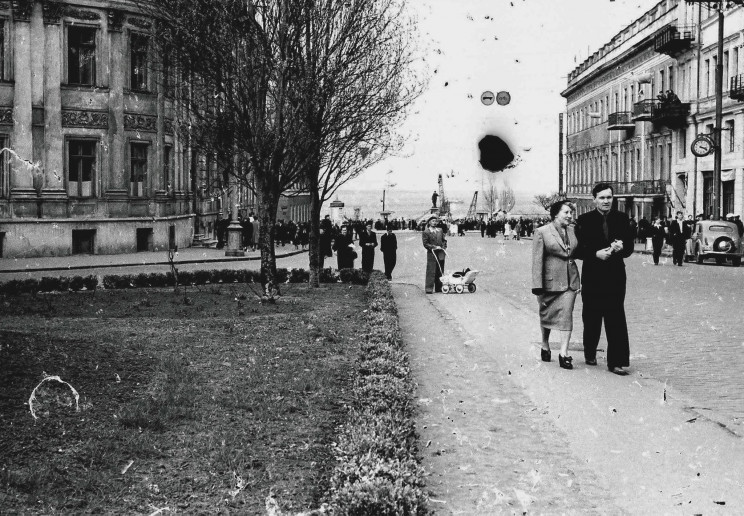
left=561, top=0, right=744, bottom=221
left=0, top=1, right=313, bottom=259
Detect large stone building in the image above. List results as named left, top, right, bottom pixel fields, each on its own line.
left=561, top=0, right=744, bottom=220
left=0, top=0, right=311, bottom=259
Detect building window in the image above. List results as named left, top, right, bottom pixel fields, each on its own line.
left=724, top=51, right=730, bottom=92
left=0, top=22, right=5, bottom=81
left=723, top=180, right=734, bottom=215
left=130, top=142, right=148, bottom=197
left=68, top=140, right=96, bottom=198
left=68, top=26, right=96, bottom=86
left=679, top=130, right=687, bottom=159
left=703, top=172, right=714, bottom=218
left=130, top=33, right=150, bottom=91
left=164, top=145, right=173, bottom=192
left=726, top=120, right=735, bottom=152
left=705, top=60, right=710, bottom=97
left=734, top=48, right=739, bottom=79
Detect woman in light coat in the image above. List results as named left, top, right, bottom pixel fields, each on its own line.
left=531, top=201, right=581, bottom=369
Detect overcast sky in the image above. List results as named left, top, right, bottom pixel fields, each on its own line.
left=349, top=0, right=658, bottom=195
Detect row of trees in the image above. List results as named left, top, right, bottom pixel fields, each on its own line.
left=136, top=0, right=422, bottom=297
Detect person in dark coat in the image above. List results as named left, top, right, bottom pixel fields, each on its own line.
left=379, top=225, right=398, bottom=280
left=668, top=211, right=691, bottom=266
left=575, top=182, right=635, bottom=376
left=422, top=214, right=447, bottom=293
left=359, top=221, right=378, bottom=272
left=650, top=217, right=666, bottom=265
left=333, top=225, right=356, bottom=269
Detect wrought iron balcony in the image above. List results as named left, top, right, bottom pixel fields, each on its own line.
left=731, top=74, right=744, bottom=101
left=607, top=180, right=668, bottom=196
left=632, top=100, right=656, bottom=121
left=631, top=99, right=690, bottom=127
left=607, top=111, right=634, bottom=131
left=654, top=24, right=695, bottom=57
left=653, top=102, right=690, bottom=128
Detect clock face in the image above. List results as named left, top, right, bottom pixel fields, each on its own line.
left=691, top=135, right=714, bottom=157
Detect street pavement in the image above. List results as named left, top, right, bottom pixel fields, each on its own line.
left=2, top=231, right=744, bottom=513
left=390, top=232, right=744, bottom=514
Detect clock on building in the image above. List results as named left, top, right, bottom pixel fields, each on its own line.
left=691, top=134, right=715, bottom=157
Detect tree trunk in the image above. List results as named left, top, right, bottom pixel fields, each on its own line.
left=308, top=181, right=322, bottom=288
left=257, top=184, right=280, bottom=301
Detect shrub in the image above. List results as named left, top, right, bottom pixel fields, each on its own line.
left=39, top=277, right=61, bottom=292
left=326, top=271, right=428, bottom=514
left=289, top=268, right=308, bottom=283
left=275, top=268, right=289, bottom=283
left=82, top=275, right=98, bottom=291
left=193, top=269, right=211, bottom=285
left=69, top=276, right=85, bottom=291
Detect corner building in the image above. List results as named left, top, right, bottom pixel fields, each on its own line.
left=562, top=0, right=744, bottom=220
left=0, top=0, right=204, bottom=257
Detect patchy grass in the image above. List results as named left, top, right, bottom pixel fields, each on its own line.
left=0, top=283, right=366, bottom=514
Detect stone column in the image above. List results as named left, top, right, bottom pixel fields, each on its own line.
left=106, top=9, right=127, bottom=197
left=11, top=5, right=33, bottom=191
left=43, top=5, right=64, bottom=192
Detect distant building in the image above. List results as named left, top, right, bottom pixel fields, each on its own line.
left=561, top=0, right=744, bottom=220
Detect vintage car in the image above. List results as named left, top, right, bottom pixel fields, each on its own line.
left=685, top=220, right=743, bottom=266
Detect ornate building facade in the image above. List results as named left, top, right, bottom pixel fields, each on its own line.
left=561, top=0, right=744, bottom=220
left=0, top=0, right=314, bottom=258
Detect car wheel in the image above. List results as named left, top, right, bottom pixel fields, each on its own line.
left=441, top=284, right=450, bottom=294
left=695, top=247, right=704, bottom=264
left=733, top=257, right=742, bottom=267
left=467, top=283, right=476, bottom=293
left=455, top=284, right=464, bottom=294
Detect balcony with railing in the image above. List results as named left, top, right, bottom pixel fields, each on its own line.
left=730, top=74, right=744, bottom=101
left=654, top=24, right=695, bottom=57
left=607, top=111, right=634, bottom=131
left=632, top=98, right=690, bottom=128
left=607, top=180, right=668, bottom=196
left=632, top=99, right=656, bottom=121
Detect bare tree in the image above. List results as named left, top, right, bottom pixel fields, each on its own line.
left=482, top=176, right=498, bottom=215
left=498, top=182, right=516, bottom=213
left=138, top=0, right=320, bottom=300
left=292, top=0, right=422, bottom=286
left=533, top=191, right=565, bottom=211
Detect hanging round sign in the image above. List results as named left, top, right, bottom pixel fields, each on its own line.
left=496, top=91, right=511, bottom=106
left=691, top=134, right=714, bottom=158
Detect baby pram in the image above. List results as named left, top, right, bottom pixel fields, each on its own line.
left=431, top=249, right=480, bottom=293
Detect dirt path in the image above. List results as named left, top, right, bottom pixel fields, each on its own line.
left=393, top=282, right=744, bottom=515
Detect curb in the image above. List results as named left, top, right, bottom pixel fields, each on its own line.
left=0, top=249, right=309, bottom=274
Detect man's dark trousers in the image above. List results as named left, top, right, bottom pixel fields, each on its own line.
left=581, top=287, right=630, bottom=368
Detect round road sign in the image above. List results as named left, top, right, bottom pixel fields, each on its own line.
left=481, top=91, right=495, bottom=106
left=496, top=91, right=511, bottom=106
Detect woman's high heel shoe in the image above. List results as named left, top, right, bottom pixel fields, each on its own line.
left=559, top=355, right=573, bottom=370
left=541, top=348, right=551, bottom=362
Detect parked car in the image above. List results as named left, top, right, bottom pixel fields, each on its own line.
left=685, top=220, right=743, bottom=266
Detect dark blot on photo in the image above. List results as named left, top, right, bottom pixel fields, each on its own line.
left=478, top=135, right=514, bottom=172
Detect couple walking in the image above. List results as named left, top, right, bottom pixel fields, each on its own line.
left=531, top=183, right=634, bottom=375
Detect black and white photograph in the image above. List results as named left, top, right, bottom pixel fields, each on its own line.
left=2, top=0, right=744, bottom=513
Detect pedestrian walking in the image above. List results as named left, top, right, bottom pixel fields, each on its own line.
left=422, top=214, right=447, bottom=294
left=650, top=218, right=665, bottom=265
left=333, top=225, right=357, bottom=269
left=359, top=222, right=378, bottom=272
left=380, top=225, right=398, bottom=280
left=531, top=200, right=581, bottom=370
left=668, top=211, right=690, bottom=266
left=575, top=182, right=634, bottom=375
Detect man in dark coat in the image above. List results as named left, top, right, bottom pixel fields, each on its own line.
left=575, top=182, right=635, bottom=375
left=668, top=211, right=691, bottom=266
left=359, top=221, right=378, bottom=272
left=379, top=225, right=398, bottom=280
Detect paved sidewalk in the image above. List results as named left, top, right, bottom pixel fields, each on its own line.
left=393, top=282, right=744, bottom=514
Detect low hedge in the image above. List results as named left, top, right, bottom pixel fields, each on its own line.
left=327, top=271, right=428, bottom=515
left=0, top=268, right=370, bottom=295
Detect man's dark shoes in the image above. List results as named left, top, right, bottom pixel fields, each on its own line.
left=585, top=358, right=598, bottom=366
left=559, top=355, right=573, bottom=370
left=609, top=366, right=629, bottom=376
left=541, top=348, right=551, bottom=362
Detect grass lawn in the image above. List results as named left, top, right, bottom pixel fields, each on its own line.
left=0, top=283, right=367, bottom=514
